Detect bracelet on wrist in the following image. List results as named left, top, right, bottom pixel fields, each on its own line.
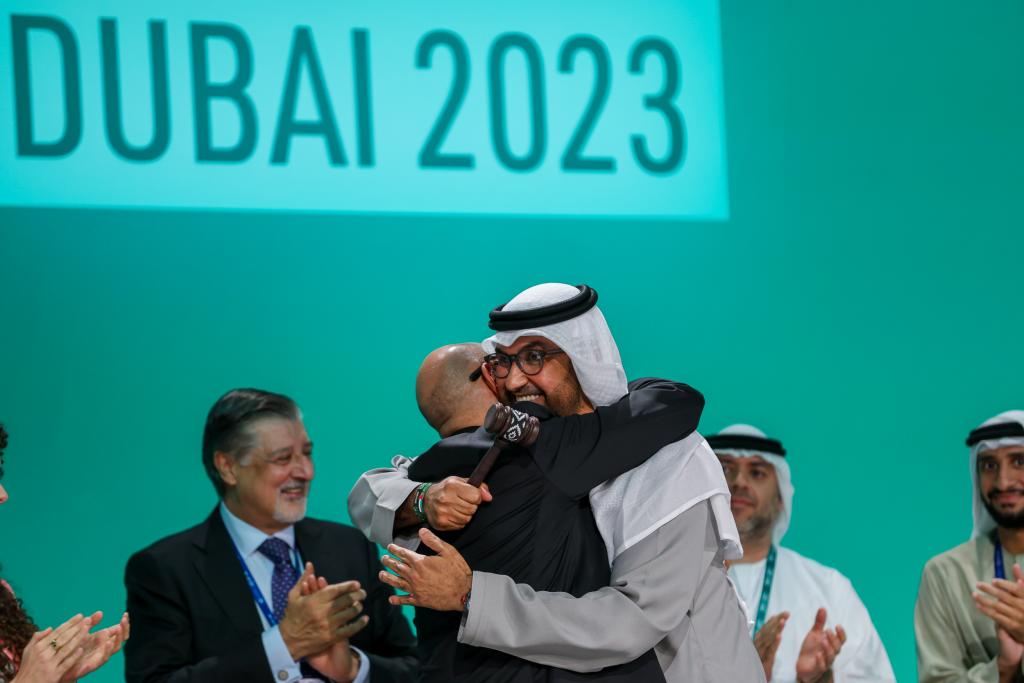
left=413, top=482, right=432, bottom=524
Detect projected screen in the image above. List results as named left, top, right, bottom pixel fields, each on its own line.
left=0, top=0, right=728, bottom=218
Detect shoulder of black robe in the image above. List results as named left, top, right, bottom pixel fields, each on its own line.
left=406, top=403, right=553, bottom=483
left=406, top=398, right=672, bottom=682
left=521, top=378, right=704, bottom=500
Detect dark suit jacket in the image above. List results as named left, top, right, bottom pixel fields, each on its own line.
left=124, top=509, right=416, bottom=683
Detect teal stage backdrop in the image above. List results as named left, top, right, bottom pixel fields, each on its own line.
left=1, top=2, right=1023, bottom=682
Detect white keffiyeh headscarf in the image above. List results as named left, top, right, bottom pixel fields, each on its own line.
left=483, top=283, right=742, bottom=562
left=969, top=410, right=1024, bottom=539
left=483, top=283, right=628, bottom=405
left=709, top=424, right=794, bottom=546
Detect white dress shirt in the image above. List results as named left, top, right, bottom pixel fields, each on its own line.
left=220, top=504, right=369, bottom=683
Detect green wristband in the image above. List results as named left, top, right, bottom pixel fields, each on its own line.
left=413, top=482, right=431, bottom=524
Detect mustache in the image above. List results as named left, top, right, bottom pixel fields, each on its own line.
left=731, top=487, right=756, bottom=501
left=988, top=488, right=1024, bottom=495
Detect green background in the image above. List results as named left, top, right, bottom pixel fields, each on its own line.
left=1, top=2, right=1022, bottom=681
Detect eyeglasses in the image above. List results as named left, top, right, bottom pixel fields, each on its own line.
left=476, top=347, right=566, bottom=380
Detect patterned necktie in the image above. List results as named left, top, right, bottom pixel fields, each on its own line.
left=257, top=537, right=300, bottom=623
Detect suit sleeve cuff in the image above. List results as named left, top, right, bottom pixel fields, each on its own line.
left=262, top=626, right=302, bottom=682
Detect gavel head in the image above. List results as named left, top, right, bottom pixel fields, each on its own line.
left=484, top=403, right=540, bottom=446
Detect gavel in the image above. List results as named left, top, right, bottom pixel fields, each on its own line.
left=466, top=404, right=541, bottom=487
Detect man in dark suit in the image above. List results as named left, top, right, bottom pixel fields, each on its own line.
left=124, top=388, right=416, bottom=683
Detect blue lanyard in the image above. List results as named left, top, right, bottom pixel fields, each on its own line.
left=995, top=538, right=1006, bottom=580
left=752, top=546, right=778, bottom=634
left=228, top=536, right=302, bottom=627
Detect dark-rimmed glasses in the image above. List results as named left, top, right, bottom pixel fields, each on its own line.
left=469, top=348, right=566, bottom=381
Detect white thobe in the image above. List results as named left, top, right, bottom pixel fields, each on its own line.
left=729, top=546, right=894, bottom=683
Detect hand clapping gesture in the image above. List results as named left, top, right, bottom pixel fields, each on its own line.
left=297, top=568, right=367, bottom=683
left=13, top=610, right=127, bottom=683
left=753, top=612, right=789, bottom=680
left=60, top=611, right=130, bottom=682
left=974, top=562, right=1024, bottom=679
left=975, top=563, right=1024, bottom=641
left=795, top=608, right=845, bottom=683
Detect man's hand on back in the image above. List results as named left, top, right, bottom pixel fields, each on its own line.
left=380, top=528, right=473, bottom=611
left=280, top=563, right=369, bottom=660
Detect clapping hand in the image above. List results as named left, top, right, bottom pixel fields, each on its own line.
left=59, top=611, right=130, bottom=682
left=299, top=572, right=365, bottom=683
left=996, top=626, right=1024, bottom=679
left=975, top=563, right=1024, bottom=643
left=975, top=563, right=1024, bottom=678
left=12, top=614, right=89, bottom=683
left=279, top=563, right=369, bottom=661
left=753, top=612, right=789, bottom=681
left=795, top=608, right=845, bottom=683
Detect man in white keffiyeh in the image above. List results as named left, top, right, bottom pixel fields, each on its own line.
left=710, top=424, right=894, bottom=683
left=481, top=283, right=742, bottom=565
left=916, top=410, right=1024, bottom=682
left=348, top=283, right=764, bottom=682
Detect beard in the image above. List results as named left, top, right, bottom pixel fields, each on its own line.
left=736, top=494, right=783, bottom=541
left=274, top=497, right=308, bottom=525
left=982, top=495, right=1024, bottom=529
left=273, top=482, right=309, bottom=524
left=737, top=510, right=776, bottom=538
left=544, top=380, right=589, bottom=417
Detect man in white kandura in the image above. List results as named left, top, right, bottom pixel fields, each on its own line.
left=710, top=424, right=894, bottom=683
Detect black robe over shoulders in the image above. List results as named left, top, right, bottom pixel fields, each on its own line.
left=406, top=378, right=704, bottom=683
